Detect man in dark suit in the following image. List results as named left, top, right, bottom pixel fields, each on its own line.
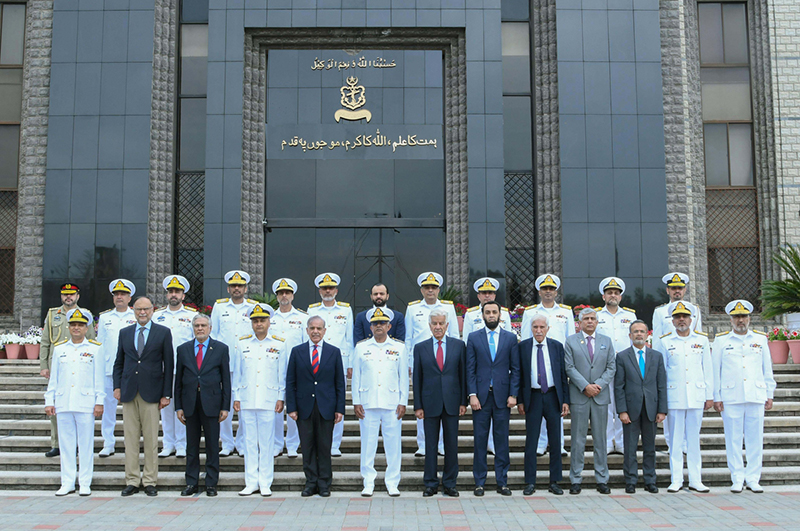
left=286, top=315, right=346, bottom=497
left=175, top=313, right=231, bottom=497
left=466, top=300, right=520, bottom=496
left=513, top=313, right=570, bottom=495
left=413, top=308, right=466, bottom=497
left=353, top=283, right=406, bottom=343
left=615, top=320, right=667, bottom=494
left=113, top=296, right=174, bottom=497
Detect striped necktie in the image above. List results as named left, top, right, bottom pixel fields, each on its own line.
left=312, top=344, right=319, bottom=374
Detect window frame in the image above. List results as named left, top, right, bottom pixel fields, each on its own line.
left=0, top=1, right=27, bottom=192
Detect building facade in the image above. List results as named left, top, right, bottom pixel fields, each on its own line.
left=1, top=0, right=797, bottom=328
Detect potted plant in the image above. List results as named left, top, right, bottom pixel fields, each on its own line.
left=0, top=333, right=24, bottom=359
left=768, top=327, right=791, bottom=364
left=761, top=245, right=800, bottom=328
left=21, top=327, right=42, bottom=360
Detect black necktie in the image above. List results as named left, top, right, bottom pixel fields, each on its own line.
left=137, top=327, right=145, bottom=357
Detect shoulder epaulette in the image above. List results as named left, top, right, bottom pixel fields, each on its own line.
left=502, top=306, right=509, bottom=311
left=308, top=302, right=322, bottom=308
left=390, top=337, right=405, bottom=344
left=246, top=298, right=258, bottom=304
left=296, top=308, right=308, bottom=314
left=655, top=302, right=667, bottom=308
left=54, top=339, right=69, bottom=346
left=753, top=329, right=768, bottom=337
left=441, top=300, right=454, bottom=305
left=408, top=300, right=421, bottom=306
left=525, top=304, right=537, bottom=310
left=216, top=298, right=229, bottom=303
left=88, top=339, right=101, bottom=346
left=595, top=307, right=603, bottom=311
left=695, top=330, right=708, bottom=336
left=357, top=337, right=370, bottom=344
left=660, top=332, right=672, bottom=339
left=239, top=334, right=253, bottom=340
left=271, top=335, right=285, bottom=342
left=716, top=331, right=730, bottom=336
left=337, top=301, right=350, bottom=308
left=99, top=308, right=113, bottom=315
left=559, top=304, right=572, bottom=310
left=468, top=305, right=480, bottom=312
left=185, top=306, right=198, bottom=312
left=623, top=307, right=636, bottom=313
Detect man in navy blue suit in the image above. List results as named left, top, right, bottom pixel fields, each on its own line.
left=353, top=283, right=405, bottom=343
left=513, top=313, right=570, bottom=495
left=413, top=308, right=466, bottom=497
left=466, top=300, right=520, bottom=496
left=286, top=316, right=346, bottom=497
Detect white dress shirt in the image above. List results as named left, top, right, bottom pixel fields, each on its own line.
left=531, top=340, right=554, bottom=389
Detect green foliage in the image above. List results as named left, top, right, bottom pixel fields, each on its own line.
left=438, top=286, right=463, bottom=304
left=761, top=245, right=800, bottom=319
left=250, top=293, right=279, bottom=310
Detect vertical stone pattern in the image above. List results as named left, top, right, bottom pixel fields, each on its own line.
left=533, top=0, right=561, bottom=276
left=147, top=0, right=178, bottom=306
left=14, top=1, right=54, bottom=329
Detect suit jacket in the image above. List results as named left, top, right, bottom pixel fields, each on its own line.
left=466, top=328, right=519, bottom=409
left=113, top=322, right=174, bottom=404
left=174, top=338, right=231, bottom=418
left=413, top=336, right=467, bottom=417
left=513, top=337, right=570, bottom=410
left=286, top=341, right=345, bottom=421
left=564, top=332, right=616, bottom=406
left=354, top=307, right=406, bottom=343
left=614, top=346, right=667, bottom=422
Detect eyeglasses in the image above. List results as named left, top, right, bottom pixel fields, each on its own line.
left=134, top=307, right=153, bottom=312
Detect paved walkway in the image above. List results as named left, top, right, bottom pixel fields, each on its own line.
left=2, top=488, right=799, bottom=531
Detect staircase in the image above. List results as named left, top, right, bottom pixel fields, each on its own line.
left=1, top=359, right=799, bottom=491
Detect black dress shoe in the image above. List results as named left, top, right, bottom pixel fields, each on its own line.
left=496, top=486, right=512, bottom=496
left=206, top=486, right=218, bottom=497
left=549, top=483, right=563, bottom=495
left=301, top=486, right=317, bottom=497
left=443, top=487, right=459, bottom=497
left=121, top=485, right=139, bottom=497
left=473, top=486, right=485, bottom=497
left=523, top=484, right=536, bottom=496
left=181, top=485, right=198, bottom=496
left=45, top=448, right=60, bottom=458
left=144, top=485, right=158, bottom=496
left=625, top=484, right=636, bottom=494
left=423, top=487, right=438, bottom=497
left=645, top=484, right=658, bottom=494
left=569, top=484, right=581, bottom=495
left=319, top=489, right=331, bottom=497
left=596, top=483, right=611, bottom=494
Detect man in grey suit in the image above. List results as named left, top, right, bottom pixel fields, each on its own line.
left=615, top=320, right=667, bottom=494
left=564, top=307, right=616, bottom=495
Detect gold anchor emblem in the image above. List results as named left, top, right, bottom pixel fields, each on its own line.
left=334, top=77, right=372, bottom=123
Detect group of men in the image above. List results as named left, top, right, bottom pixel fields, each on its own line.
left=39, top=268, right=776, bottom=498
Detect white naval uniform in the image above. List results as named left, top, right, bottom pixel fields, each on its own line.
left=351, top=336, right=409, bottom=491
left=96, top=307, right=135, bottom=452
left=712, top=329, right=776, bottom=487
left=596, top=305, right=636, bottom=452
left=269, top=306, right=308, bottom=455
left=521, top=303, right=573, bottom=454
left=210, top=298, right=256, bottom=453
left=404, top=299, right=458, bottom=454
left=307, top=301, right=353, bottom=453
left=233, top=334, right=288, bottom=490
left=44, top=338, right=105, bottom=491
left=461, top=305, right=511, bottom=337
left=153, top=305, right=196, bottom=453
left=655, top=330, right=713, bottom=487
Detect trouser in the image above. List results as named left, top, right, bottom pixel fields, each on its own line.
left=524, top=388, right=563, bottom=484
left=331, top=370, right=345, bottom=452
left=122, top=393, right=160, bottom=487
left=721, top=402, right=765, bottom=486
left=472, top=390, right=511, bottom=487
left=220, top=372, right=245, bottom=452
left=185, top=392, right=221, bottom=487
left=667, top=408, right=704, bottom=486
left=607, top=385, right=624, bottom=451
left=274, top=410, right=300, bottom=454
left=423, top=411, right=459, bottom=489
left=537, top=417, right=566, bottom=453
left=47, top=357, right=58, bottom=448
left=101, top=375, right=118, bottom=450
left=160, top=398, right=187, bottom=452
left=569, top=399, right=610, bottom=484
left=297, top=402, right=334, bottom=491
left=622, top=403, right=657, bottom=487
left=359, top=408, right=402, bottom=490
left=240, top=409, right=276, bottom=489
left=56, top=411, right=94, bottom=489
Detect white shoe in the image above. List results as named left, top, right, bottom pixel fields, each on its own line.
left=414, top=448, right=425, bottom=457
left=387, top=486, right=400, bottom=497
left=667, top=482, right=683, bottom=493
left=79, top=487, right=91, bottom=497
left=561, top=448, right=568, bottom=456
left=158, top=447, right=175, bottom=458
left=55, top=486, right=74, bottom=496
left=361, top=486, right=374, bottom=497
left=331, top=448, right=342, bottom=457
left=731, top=482, right=744, bottom=493
left=536, top=449, right=546, bottom=457
left=98, top=447, right=115, bottom=458
left=219, top=449, right=232, bottom=457
left=260, top=487, right=272, bottom=497
left=688, top=483, right=709, bottom=493
left=746, top=482, right=764, bottom=493
left=239, top=486, right=258, bottom=496
left=488, top=447, right=495, bottom=455
left=438, top=448, right=445, bottom=456
left=176, top=449, right=186, bottom=458
left=287, top=449, right=298, bottom=458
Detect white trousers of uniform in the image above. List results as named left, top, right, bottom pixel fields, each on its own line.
left=721, top=402, right=765, bottom=486
left=667, top=408, right=703, bottom=486
left=416, top=418, right=445, bottom=454
left=360, top=408, right=403, bottom=490
left=607, top=385, right=624, bottom=450
left=160, top=399, right=186, bottom=452
left=537, top=417, right=565, bottom=453
left=240, top=409, right=276, bottom=489
left=56, top=412, right=95, bottom=490
left=273, top=410, right=300, bottom=454
left=101, top=376, right=118, bottom=450
left=220, top=371, right=244, bottom=453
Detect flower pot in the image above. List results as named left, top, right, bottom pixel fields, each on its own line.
left=0, top=348, right=5, bottom=359
left=4, top=344, right=22, bottom=359
left=788, top=340, right=800, bottom=364
left=769, top=341, right=790, bottom=364
left=24, top=344, right=40, bottom=360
